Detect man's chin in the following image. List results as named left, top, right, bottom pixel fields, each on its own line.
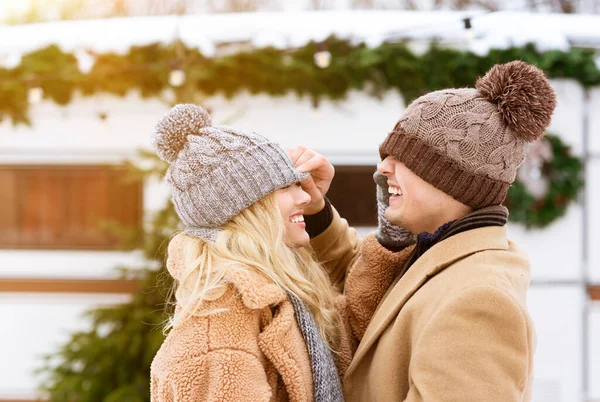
left=385, top=210, right=404, bottom=226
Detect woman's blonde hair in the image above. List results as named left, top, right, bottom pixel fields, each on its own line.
left=165, top=191, right=340, bottom=349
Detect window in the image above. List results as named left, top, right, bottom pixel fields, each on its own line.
left=0, top=165, right=142, bottom=250
left=327, top=165, right=377, bottom=227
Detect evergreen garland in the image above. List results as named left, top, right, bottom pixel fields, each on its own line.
left=1, top=37, right=600, bottom=124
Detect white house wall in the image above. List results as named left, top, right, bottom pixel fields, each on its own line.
left=528, top=285, right=585, bottom=402
left=587, top=86, right=600, bottom=401
left=590, top=303, right=600, bottom=400
left=0, top=293, right=132, bottom=400
left=588, top=87, right=600, bottom=284
left=0, top=250, right=146, bottom=280
left=590, top=87, right=600, bottom=153
left=503, top=82, right=583, bottom=284
left=589, top=161, right=600, bottom=284
left=0, top=79, right=596, bottom=401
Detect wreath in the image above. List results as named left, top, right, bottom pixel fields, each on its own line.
left=506, top=134, right=583, bottom=228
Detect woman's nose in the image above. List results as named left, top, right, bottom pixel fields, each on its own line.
left=297, top=188, right=311, bottom=206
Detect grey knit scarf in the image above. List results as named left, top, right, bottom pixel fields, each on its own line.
left=287, top=293, right=344, bottom=402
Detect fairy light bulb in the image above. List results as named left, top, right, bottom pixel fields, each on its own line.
left=314, top=51, right=331, bottom=69
left=28, top=87, right=44, bottom=104
left=75, top=50, right=95, bottom=74
left=168, top=69, right=186, bottom=87
left=1, top=52, right=22, bottom=69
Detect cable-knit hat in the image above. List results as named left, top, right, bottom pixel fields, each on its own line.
left=152, top=104, right=308, bottom=241
left=379, top=60, right=557, bottom=209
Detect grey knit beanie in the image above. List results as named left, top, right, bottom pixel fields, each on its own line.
left=152, top=104, right=308, bottom=241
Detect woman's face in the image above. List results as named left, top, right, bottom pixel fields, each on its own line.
left=275, top=183, right=312, bottom=247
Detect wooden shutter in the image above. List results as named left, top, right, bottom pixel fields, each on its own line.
left=327, top=165, right=377, bottom=227
left=0, top=165, right=142, bottom=250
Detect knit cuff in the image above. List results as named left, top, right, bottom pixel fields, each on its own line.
left=304, top=197, right=333, bottom=239
left=379, top=130, right=509, bottom=209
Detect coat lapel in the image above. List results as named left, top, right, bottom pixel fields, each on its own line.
left=345, top=226, right=509, bottom=377
left=258, top=300, right=314, bottom=402
left=224, top=269, right=313, bottom=400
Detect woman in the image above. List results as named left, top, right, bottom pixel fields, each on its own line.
left=149, top=104, right=349, bottom=402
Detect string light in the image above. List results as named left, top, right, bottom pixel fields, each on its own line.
left=0, top=52, right=22, bottom=69
left=75, top=50, right=95, bottom=74
left=168, top=16, right=187, bottom=88
left=0, top=8, right=590, bottom=91
left=28, top=87, right=44, bottom=104
left=314, top=50, right=331, bottom=68
left=463, top=17, right=473, bottom=40
left=168, top=69, right=186, bottom=87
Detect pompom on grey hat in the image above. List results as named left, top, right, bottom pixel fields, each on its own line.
left=152, top=104, right=308, bottom=241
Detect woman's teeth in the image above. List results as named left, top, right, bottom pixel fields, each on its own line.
left=388, top=185, right=403, bottom=196
left=290, top=215, right=305, bottom=223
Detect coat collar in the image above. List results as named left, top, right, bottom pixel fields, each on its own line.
left=224, top=267, right=287, bottom=309
left=167, top=234, right=287, bottom=310
left=345, top=225, right=509, bottom=377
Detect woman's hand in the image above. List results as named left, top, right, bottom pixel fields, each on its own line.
left=287, top=147, right=335, bottom=215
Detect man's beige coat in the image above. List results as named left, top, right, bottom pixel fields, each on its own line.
left=312, top=213, right=535, bottom=402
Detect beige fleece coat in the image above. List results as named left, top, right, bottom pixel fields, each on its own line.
left=150, top=227, right=412, bottom=402
left=311, top=211, right=536, bottom=402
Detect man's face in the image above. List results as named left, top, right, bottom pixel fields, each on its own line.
left=377, top=156, right=456, bottom=234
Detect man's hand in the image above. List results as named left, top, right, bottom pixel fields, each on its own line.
left=374, top=171, right=415, bottom=249
left=287, top=147, right=335, bottom=215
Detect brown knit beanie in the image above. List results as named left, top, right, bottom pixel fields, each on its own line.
left=379, top=61, right=557, bottom=209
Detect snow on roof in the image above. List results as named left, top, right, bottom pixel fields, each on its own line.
left=0, top=10, right=599, bottom=67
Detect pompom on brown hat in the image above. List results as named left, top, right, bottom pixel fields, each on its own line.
left=379, top=60, right=557, bottom=209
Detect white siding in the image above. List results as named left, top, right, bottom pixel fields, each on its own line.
left=0, top=79, right=596, bottom=401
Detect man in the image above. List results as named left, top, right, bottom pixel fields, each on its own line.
left=290, top=60, right=556, bottom=401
